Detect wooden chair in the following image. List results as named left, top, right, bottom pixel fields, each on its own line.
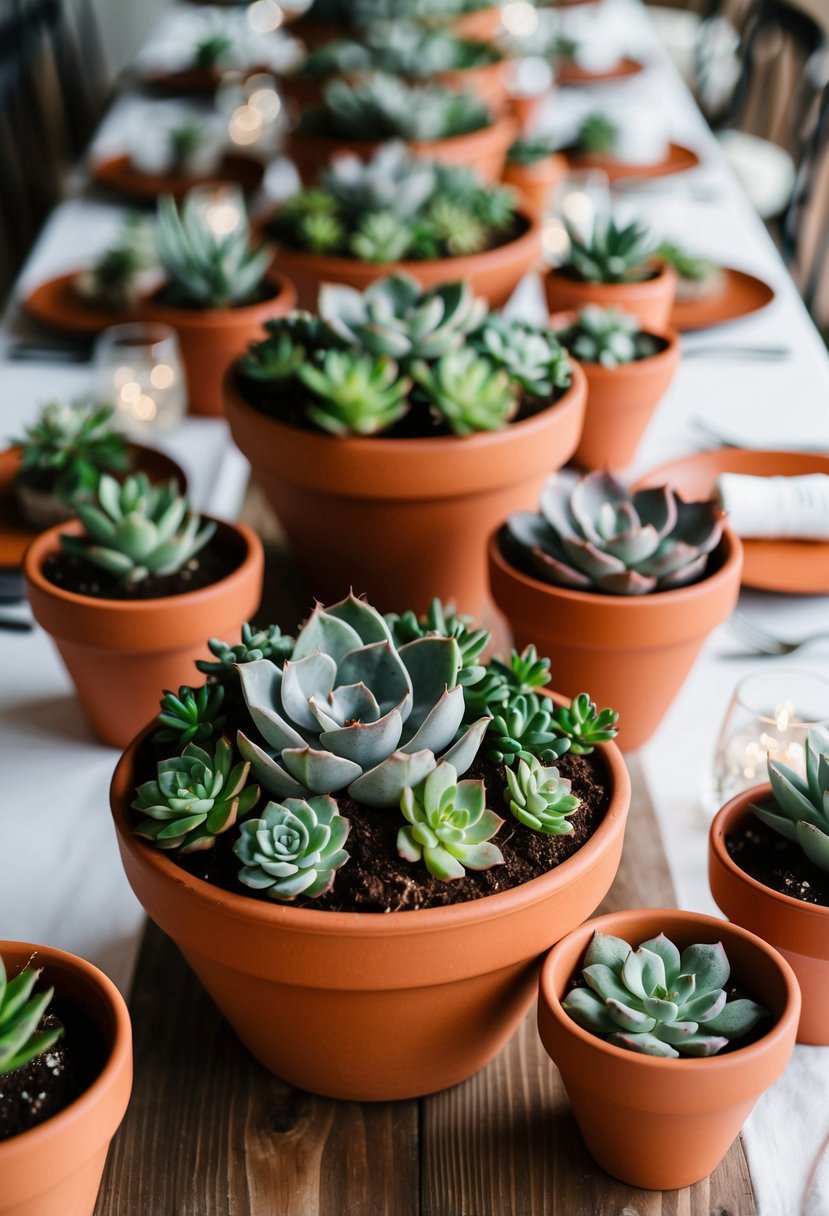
left=783, top=80, right=829, bottom=335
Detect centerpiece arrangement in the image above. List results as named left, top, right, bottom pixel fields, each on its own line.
left=290, top=0, right=504, bottom=48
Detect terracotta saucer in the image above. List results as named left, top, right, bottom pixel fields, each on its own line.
left=556, top=57, right=644, bottom=86
left=22, top=272, right=136, bottom=336
left=564, top=141, right=700, bottom=180
left=637, top=448, right=829, bottom=595
left=670, top=267, right=775, bottom=332
left=90, top=154, right=264, bottom=203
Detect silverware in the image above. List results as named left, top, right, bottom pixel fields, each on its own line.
left=728, top=613, right=829, bottom=657
left=0, top=614, right=33, bottom=633
left=610, top=178, right=721, bottom=203
left=7, top=341, right=92, bottom=364
left=691, top=418, right=829, bottom=453
left=683, top=344, right=791, bottom=362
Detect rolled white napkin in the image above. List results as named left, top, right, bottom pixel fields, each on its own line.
left=717, top=473, right=829, bottom=539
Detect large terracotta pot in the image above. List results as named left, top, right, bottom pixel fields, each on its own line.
left=268, top=208, right=541, bottom=309
left=487, top=527, right=743, bottom=750
left=0, top=942, right=132, bottom=1216
left=24, top=518, right=264, bottom=748
left=544, top=262, right=677, bottom=331
left=710, top=785, right=829, bottom=1045
left=285, top=114, right=518, bottom=186
left=141, top=271, right=296, bottom=417
left=224, top=363, right=586, bottom=617
left=110, top=704, right=630, bottom=1101
left=537, top=908, right=800, bottom=1190
left=503, top=152, right=568, bottom=215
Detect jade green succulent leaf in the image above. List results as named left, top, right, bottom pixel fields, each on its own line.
left=398, top=761, right=504, bottom=880
left=576, top=112, right=617, bottom=155
left=236, top=593, right=489, bottom=808
left=753, top=731, right=829, bottom=873
left=13, top=400, right=131, bottom=505
left=304, top=73, right=491, bottom=143
left=412, top=348, right=518, bottom=435
left=0, top=957, right=63, bottom=1077
left=505, top=755, right=580, bottom=835
left=563, top=932, right=768, bottom=1058
left=133, top=737, right=259, bottom=852
left=196, top=622, right=295, bottom=680
left=487, top=693, right=571, bottom=766
left=552, top=693, right=620, bottom=755
left=156, top=683, right=226, bottom=746
left=555, top=305, right=661, bottom=369
left=563, top=216, right=656, bottom=285
left=298, top=350, right=411, bottom=436
left=76, top=213, right=157, bottom=311
left=157, top=194, right=271, bottom=309
left=235, top=794, right=350, bottom=900
left=472, top=316, right=572, bottom=399
left=464, top=645, right=552, bottom=718
left=386, top=598, right=489, bottom=688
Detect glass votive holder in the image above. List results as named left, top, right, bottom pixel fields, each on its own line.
left=542, top=169, right=610, bottom=265
left=703, top=668, right=829, bottom=816
left=217, top=71, right=284, bottom=154
left=93, top=323, right=188, bottom=438
left=184, top=181, right=247, bottom=237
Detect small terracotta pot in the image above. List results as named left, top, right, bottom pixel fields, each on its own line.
left=22, top=272, right=139, bottom=336
left=0, top=941, right=132, bottom=1216
left=140, top=271, right=296, bottom=417
left=268, top=208, right=541, bottom=309
left=110, top=700, right=630, bottom=1101
left=710, top=785, right=829, bottom=1045
left=487, top=527, right=743, bottom=750
left=537, top=908, right=800, bottom=1190
left=285, top=114, right=518, bottom=186
left=549, top=312, right=682, bottom=469
left=23, top=518, right=264, bottom=748
left=224, top=363, right=586, bottom=617
left=544, top=262, right=677, bottom=331
left=503, top=153, right=568, bottom=215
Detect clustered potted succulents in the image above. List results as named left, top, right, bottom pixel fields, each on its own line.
left=291, top=0, right=504, bottom=48
left=658, top=240, right=726, bottom=305
left=225, top=272, right=586, bottom=613
left=264, top=143, right=541, bottom=306
left=489, top=470, right=743, bottom=749
left=110, top=590, right=630, bottom=1101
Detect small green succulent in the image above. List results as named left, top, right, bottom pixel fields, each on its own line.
left=168, top=121, right=206, bottom=175
left=563, top=217, right=657, bottom=285
left=302, top=73, right=491, bottom=143
left=157, top=195, right=271, bottom=309
left=133, top=737, right=259, bottom=852
left=505, top=755, right=580, bottom=835
left=193, top=31, right=234, bottom=68
left=156, top=683, right=226, bottom=746
left=464, top=644, right=552, bottom=718
left=577, top=112, right=617, bottom=156
left=753, top=730, right=829, bottom=873
left=487, top=693, right=571, bottom=766
left=299, top=210, right=345, bottom=254
left=350, top=211, right=413, bottom=263
left=234, top=795, right=351, bottom=900
left=412, top=349, right=518, bottom=435
left=237, top=313, right=330, bottom=383
left=398, top=761, right=504, bottom=880
left=426, top=198, right=489, bottom=256
left=298, top=350, right=412, bottom=436
left=60, top=473, right=215, bottom=583
left=386, top=598, right=488, bottom=687
left=13, top=400, right=130, bottom=506
left=555, top=306, right=662, bottom=368
left=563, top=932, right=768, bottom=1058
left=0, top=956, right=63, bottom=1077
left=507, top=136, right=558, bottom=165
left=196, top=622, right=295, bottom=679
left=656, top=240, right=716, bottom=283
left=552, top=693, right=620, bottom=756
left=76, top=213, right=156, bottom=310
left=472, top=316, right=572, bottom=398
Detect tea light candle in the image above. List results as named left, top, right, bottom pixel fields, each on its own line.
left=501, top=1, right=540, bottom=39
left=185, top=182, right=246, bottom=237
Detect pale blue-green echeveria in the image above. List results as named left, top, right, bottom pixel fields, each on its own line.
left=0, top=957, right=63, bottom=1077
left=234, top=794, right=350, bottom=900
left=236, top=593, right=489, bottom=808
left=505, top=755, right=580, bottom=835
left=397, top=761, right=504, bottom=880
left=753, top=730, right=829, bottom=873
left=563, top=931, right=768, bottom=1058
left=133, top=737, right=259, bottom=852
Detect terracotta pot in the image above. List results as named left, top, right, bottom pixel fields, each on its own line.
left=268, top=208, right=541, bottom=309
left=0, top=941, right=132, bottom=1216
left=224, top=363, right=586, bottom=617
left=282, top=58, right=510, bottom=116
left=140, top=272, right=296, bottom=417
left=110, top=701, right=630, bottom=1101
left=487, top=526, right=743, bottom=750
left=292, top=7, right=503, bottom=47
left=23, top=518, right=264, bottom=748
left=710, top=785, right=829, bottom=1045
left=90, top=153, right=264, bottom=205
left=503, top=153, right=568, bottom=214
left=22, top=272, right=139, bottom=336
left=544, top=262, right=677, bottom=331
left=548, top=312, right=682, bottom=469
left=285, top=114, right=518, bottom=186
left=537, top=908, right=800, bottom=1190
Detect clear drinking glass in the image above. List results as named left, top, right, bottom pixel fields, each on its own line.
left=704, top=669, right=829, bottom=815
left=93, top=322, right=188, bottom=437
left=542, top=169, right=610, bottom=265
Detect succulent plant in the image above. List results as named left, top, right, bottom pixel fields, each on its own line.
left=563, top=216, right=657, bottom=285
left=296, top=25, right=500, bottom=80
left=193, top=31, right=234, bottom=67
left=487, top=692, right=572, bottom=767
left=197, top=622, right=295, bottom=679
left=157, top=195, right=271, bottom=309
left=350, top=211, right=413, bottom=263
left=75, top=213, right=157, bottom=310
left=555, top=306, right=662, bottom=368
left=325, top=144, right=437, bottom=219
left=60, top=473, right=216, bottom=583
left=12, top=400, right=131, bottom=506
left=386, top=598, right=488, bottom=687
left=298, top=350, right=412, bottom=435
left=576, top=112, right=617, bottom=155
left=468, top=645, right=552, bottom=716
left=235, top=592, right=490, bottom=808
left=426, top=198, right=489, bottom=257
left=551, top=693, right=620, bottom=756
left=412, top=349, right=518, bottom=435
left=234, top=795, right=351, bottom=900
left=504, top=470, right=724, bottom=596
left=507, top=135, right=559, bottom=165
left=237, top=313, right=332, bottom=383
left=753, top=730, right=829, bottom=873
left=656, top=240, right=725, bottom=301
left=505, top=755, right=580, bottom=835
left=302, top=74, right=492, bottom=143
left=307, top=0, right=489, bottom=21
left=133, top=737, right=260, bottom=852
left=168, top=120, right=207, bottom=175
left=156, top=683, right=226, bottom=746
left=563, top=931, right=768, bottom=1057
left=299, top=210, right=345, bottom=254
left=398, top=761, right=504, bottom=880
left=472, top=316, right=572, bottom=398
left=0, top=956, right=63, bottom=1077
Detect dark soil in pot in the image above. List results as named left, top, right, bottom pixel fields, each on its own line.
left=727, top=818, right=829, bottom=908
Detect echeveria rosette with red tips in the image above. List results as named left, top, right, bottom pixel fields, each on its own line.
left=504, top=470, right=724, bottom=596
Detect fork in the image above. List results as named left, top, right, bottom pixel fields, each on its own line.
left=728, top=613, right=829, bottom=657
left=683, top=345, right=791, bottom=362
left=690, top=417, right=829, bottom=453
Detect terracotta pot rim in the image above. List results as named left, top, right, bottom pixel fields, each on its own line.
left=140, top=270, right=294, bottom=328
left=545, top=261, right=676, bottom=298
left=23, top=516, right=262, bottom=617
left=0, top=942, right=131, bottom=1158
left=539, top=906, right=801, bottom=1071
left=710, top=784, right=829, bottom=922
left=110, top=692, right=631, bottom=937
left=292, top=111, right=518, bottom=158
left=549, top=317, right=681, bottom=377
left=487, top=524, right=742, bottom=612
